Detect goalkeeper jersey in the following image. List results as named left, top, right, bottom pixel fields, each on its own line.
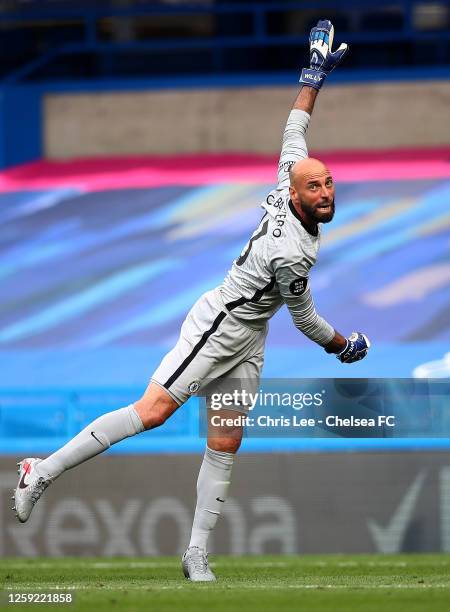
left=218, top=109, right=334, bottom=346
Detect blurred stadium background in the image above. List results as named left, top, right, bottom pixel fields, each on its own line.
left=0, top=0, right=450, bottom=557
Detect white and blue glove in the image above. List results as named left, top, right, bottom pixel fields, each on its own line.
left=300, top=19, right=349, bottom=90
left=336, top=332, right=371, bottom=364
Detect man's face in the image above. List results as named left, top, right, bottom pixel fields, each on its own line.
left=289, top=161, right=336, bottom=224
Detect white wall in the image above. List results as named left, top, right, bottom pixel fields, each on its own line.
left=44, top=80, right=450, bottom=159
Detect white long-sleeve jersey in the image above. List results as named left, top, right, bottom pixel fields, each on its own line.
left=218, top=109, right=335, bottom=346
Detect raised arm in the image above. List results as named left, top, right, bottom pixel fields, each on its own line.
left=276, top=97, right=313, bottom=190
left=277, top=20, right=348, bottom=189
left=277, top=21, right=371, bottom=364
left=293, top=85, right=319, bottom=115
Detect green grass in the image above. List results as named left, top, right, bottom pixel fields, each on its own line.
left=2, top=555, right=450, bottom=611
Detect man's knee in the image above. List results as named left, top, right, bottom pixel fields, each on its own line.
left=208, top=436, right=241, bottom=454
left=134, top=383, right=180, bottom=430
left=207, top=409, right=244, bottom=454
left=208, top=425, right=243, bottom=454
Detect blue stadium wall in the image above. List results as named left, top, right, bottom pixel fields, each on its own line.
left=1, top=72, right=450, bottom=457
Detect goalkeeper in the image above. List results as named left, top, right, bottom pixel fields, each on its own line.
left=13, top=20, right=370, bottom=581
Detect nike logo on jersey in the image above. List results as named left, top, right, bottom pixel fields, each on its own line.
left=216, top=497, right=225, bottom=503
left=18, top=461, right=33, bottom=489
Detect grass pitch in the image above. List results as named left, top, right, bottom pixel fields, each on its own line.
left=2, top=555, right=450, bottom=611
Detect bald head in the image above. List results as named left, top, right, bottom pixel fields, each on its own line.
left=289, top=157, right=331, bottom=188
left=288, top=157, right=336, bottom=228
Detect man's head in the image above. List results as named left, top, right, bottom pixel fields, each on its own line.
left=289, top=157, right=335, bottom=228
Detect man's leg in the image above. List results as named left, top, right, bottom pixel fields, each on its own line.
left=13, top=383, right=180, bottom=522
left=186, top=357, right=263, bottom=559
left=182, top=410, right=243, bottom=582
left=37, top=383, right=179, bottom=479
left=189, top=412, right=242, bottom=550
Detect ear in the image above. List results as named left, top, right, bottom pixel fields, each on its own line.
left=289, top=185, right=296, bottom=201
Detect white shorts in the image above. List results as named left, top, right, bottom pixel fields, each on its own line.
left=151, top=288, right=268, bottom=407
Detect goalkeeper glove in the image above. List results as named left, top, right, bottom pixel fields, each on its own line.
left=300, top=19, right=349, bottom=90
left=336, top=332, right=370, bottom=364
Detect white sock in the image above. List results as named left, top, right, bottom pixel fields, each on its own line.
left=188, top=446, right=234, bottom=551
left=35, top=404, right=144, bottom=481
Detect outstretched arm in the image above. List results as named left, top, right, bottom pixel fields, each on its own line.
left=324, top=329, right=347, bottom=353
left=277, top=20, right=348, bottom=189
left=276, top=93, right=314, bottom=189
left=277, top=22, right=370, bottom=363
left=275, top=254, right=369, bottom=362
left=292, top=85, right=319, bottom=115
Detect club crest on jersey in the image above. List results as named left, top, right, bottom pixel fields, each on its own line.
left=289, top=277, right=308, bottom=295
left=188, top=380, right=201, bottom=394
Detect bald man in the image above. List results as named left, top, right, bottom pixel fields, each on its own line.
left=13, top=20, right=370, bottom=581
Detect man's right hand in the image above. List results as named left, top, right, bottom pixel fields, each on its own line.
left=300, top=19, right=349, bottom=90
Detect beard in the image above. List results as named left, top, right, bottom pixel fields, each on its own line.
left=300, top=197, right=335, bottom=224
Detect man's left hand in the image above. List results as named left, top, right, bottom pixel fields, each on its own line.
left=336, top=332, right=370, bottom=364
